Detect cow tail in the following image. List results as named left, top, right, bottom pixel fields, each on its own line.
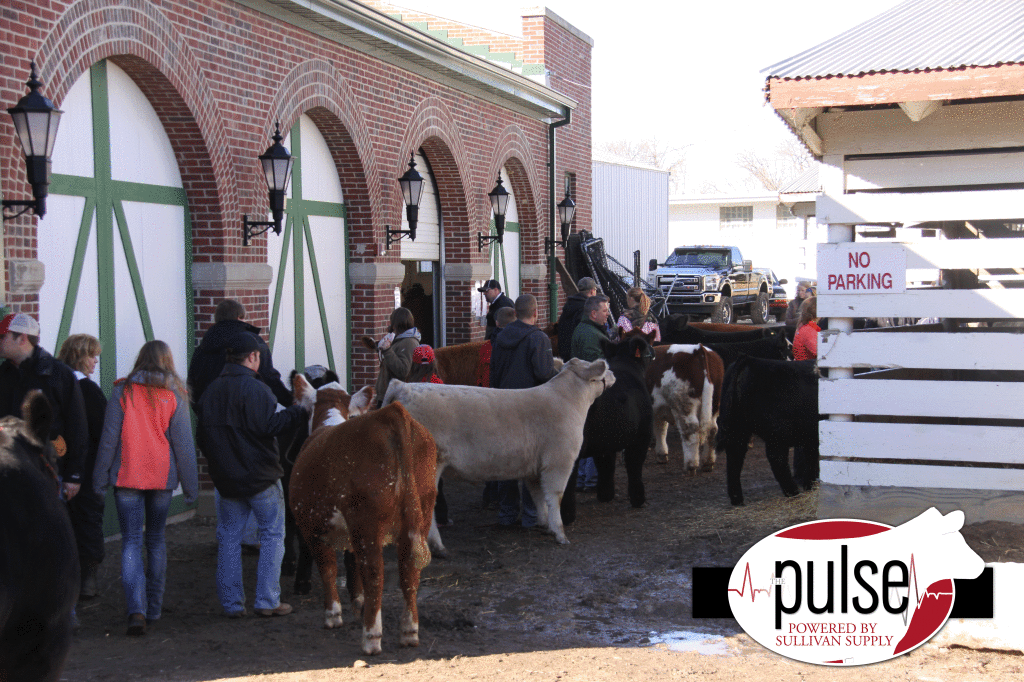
left=697, top=345, right=715, bottom=433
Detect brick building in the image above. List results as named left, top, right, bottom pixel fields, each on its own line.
left=1, top=0, right=592, bottom=507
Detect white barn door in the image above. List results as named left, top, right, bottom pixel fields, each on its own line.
left=268, top=115, right=348, bottom=381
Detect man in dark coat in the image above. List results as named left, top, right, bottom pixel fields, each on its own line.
left=197, top=331, right=310, bottom=618
left=187, top=299, right=293, bottom=410
left=556, top=276, right=599, bottom=361
left=478, top=279, right=515, bottom=340
left=489, top=295, right=556, bottom=527
left=0, top=312, right=88, bottom=502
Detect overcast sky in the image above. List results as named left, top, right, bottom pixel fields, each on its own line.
left=393, top=0, right=906, bottom=194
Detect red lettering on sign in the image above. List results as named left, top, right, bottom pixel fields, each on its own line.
left=849, top=252, right=871, bottom=268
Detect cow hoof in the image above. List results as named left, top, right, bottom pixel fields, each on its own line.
left=400, top=632, right=420, bottom=647
left=783, top=488, right=801, bottom=498
left=362, top=637, right=382, bottom=655
left=554, top=534, right=570, bottom=545
left=701, top=463, right=715, bottom=473
left=730, top=498, right=744, bottom=506
left=324, top=603, right=344, bottom=628
left=629, top=499, right=645, bottom=509
left=294, top=579, right=312, bottom=595
left=430, top=546, right=448, bottom=559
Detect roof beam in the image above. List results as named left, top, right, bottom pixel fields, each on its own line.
left=899, top=100, right=944, bottom=122
left=777, top=107, right=824, bottom=156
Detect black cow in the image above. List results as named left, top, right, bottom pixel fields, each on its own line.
left=563, top=333, right=656, bottom=518
left=660, top=314, right=773, bottom=345
left=282, top=366, right=340, bottom=595
left=716, top=356, right=820, bottom=506
left=1, top=392, right=79, bottom=682
left=704, top=328, right=791, bottom=369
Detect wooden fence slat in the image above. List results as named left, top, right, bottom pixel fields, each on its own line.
left=821, top=461, right=1024, bottom=491
left=820, top=421, right=1024, bottom=465
left=818, top=239, right=1024, bottom=271
left=820, top=378, right=1024, bottom=418
left=817, top=189, right=1024, bottom=225
left=818, top=331, right=1024, bottom=369
left=817, top=288, right=1024, bottom=318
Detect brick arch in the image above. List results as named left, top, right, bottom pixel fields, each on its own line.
left=488, top=125, right=544, bottom=265
left=271, top=59, right=381, bottom=265
left=398, top=96, right=474, bottom=249
left=33, top=0, right=237, bottom=263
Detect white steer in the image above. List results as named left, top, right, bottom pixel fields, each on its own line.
left=382, top=358, right=614, bottom=551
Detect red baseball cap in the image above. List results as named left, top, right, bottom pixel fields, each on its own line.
left=0, top=312, right=40, bottom=336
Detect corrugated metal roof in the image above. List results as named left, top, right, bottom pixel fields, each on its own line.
left=764, top=0, right=1024, bottom=80
left=592, top=150, right=668, bottom=173
left=778, top=166, right=820, bottom=195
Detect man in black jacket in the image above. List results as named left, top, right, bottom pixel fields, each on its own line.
left=188, top=299, right=293, bottom=410
left=197, top=332, right=310, bottom=619
left=0, top=312, right=88, bottom=502
left=556, top=276, right=599, bottom=361
left=489, top=295, right=556, bottom=527
left=478, top=279, right=515, bottom=340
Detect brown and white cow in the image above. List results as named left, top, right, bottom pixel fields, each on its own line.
left=645, top=344, right=724, bottom=473
left=288, top=380, right=438, bottom=655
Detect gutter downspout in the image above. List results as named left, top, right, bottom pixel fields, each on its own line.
left=548, top=108, right=572, bottom=323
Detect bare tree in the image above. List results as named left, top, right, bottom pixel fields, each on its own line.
left=599, top=138, right=690, bottom=194
left=735, top=139, right=813, bottom=191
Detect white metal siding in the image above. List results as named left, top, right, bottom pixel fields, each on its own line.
left=592, top=161, right=669, bottom=279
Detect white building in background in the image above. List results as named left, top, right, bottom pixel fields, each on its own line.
left=591, top=152, right=669, bottom=275
left=668, top=191, right=822, bottom=289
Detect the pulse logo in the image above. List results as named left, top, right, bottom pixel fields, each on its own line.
left=728, top=509, right=983, bottom=666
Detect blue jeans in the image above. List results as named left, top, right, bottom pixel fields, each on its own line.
left=215, top=481, right=286, bottom=613
left=577, top=457, right=598, bottom=489
left=497, top=480, right=537, bottom=527
left=114, top=488, right=173, bottom=620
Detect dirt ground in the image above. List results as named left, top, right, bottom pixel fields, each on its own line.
left=64, top=437, right=1024, bottom=682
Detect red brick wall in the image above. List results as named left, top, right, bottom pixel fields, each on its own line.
left=1, top=0, right=591, bottom=376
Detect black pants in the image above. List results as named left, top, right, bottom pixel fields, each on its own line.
left=68, top=484, right=106, bottom=566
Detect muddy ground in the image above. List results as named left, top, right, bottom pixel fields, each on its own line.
left=65, top=436, right=1023, bottom=681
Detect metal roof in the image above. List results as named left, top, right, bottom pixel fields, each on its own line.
left=764, top=0, right=1024, bottom=80
left=778, top=166, right=820, bottom=195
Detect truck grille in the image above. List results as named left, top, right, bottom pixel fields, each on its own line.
left=657, top=275, right=701, bottom=297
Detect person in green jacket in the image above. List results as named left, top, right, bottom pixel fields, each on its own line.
left=570, top=294, right=611, bottom=362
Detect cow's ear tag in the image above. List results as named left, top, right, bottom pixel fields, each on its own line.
left=635, top=348, right=642, bottom=358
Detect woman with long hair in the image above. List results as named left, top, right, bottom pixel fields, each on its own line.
left=616, top=287, right=661, bottom=342
left=793, top=296, right=820, bottom=361
left=93, top=340, right=198, bottom=636
left=57, top=334, right=107, bottom=600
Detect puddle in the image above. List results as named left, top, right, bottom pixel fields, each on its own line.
left=647, top=630, right=733, bottom=655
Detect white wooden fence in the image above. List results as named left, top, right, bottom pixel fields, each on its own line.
left=816, top=236, right=1024, bottom=503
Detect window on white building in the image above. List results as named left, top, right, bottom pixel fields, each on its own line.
left=720, top=205, right=753, bottom=228
left=776, top=203, right=799, bottom=230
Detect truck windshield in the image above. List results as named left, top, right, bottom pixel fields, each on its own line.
left=665, top=250, right=730, bottom=268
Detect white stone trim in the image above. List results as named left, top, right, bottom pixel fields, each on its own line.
left=444, top=262, right=494, bottom=282
left=192, top=262, right=273, bottom=290
left=521, top=263, right=547, bottom=280
left=8, top=259, right=45, bottom=295
left=520, top=7, right=594, bottom=46
left=349, top=262, right=407, bottom=287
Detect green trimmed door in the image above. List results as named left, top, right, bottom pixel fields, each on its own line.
left=487, top=167, right=521, bottom=299
left=268, top=115, right=349, bottom=382
left=44, top=60, right=195, bottom=530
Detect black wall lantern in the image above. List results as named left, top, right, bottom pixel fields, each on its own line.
left=242, top=121, right=294, bottom=246
left=3, top=62, right=63, bottom=221
left=478, top=175, right=510, bottom=252
left=545, top=186, right=576, bottom=255
left=385, top=152, right=423, bottom=249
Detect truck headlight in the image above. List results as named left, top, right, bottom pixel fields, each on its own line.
left=704, top=274, right=720, bottom=290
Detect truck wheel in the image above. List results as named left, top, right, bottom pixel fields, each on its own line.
left=751, top=291, right=770, bottom=324
left=712, top=296, right=733, bottom=324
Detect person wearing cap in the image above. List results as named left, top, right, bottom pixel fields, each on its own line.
left=196, top=331, right=311, bottom=619
left=489, top=294, right=556, bottom=528
left=478, top=279, right=514, bottom=340
left=187, top=299, right=293, bottom=411
left=556, top=276, right=600, bottom=361
left=0, top=312, right=89, bottom=502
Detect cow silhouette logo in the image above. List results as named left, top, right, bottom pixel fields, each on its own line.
left=728, top=508, right=984, bottom=666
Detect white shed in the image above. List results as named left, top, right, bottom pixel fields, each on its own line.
left=766, top=0, right=1024, bottom=650
left=591, top=152, right=669, bottom=275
